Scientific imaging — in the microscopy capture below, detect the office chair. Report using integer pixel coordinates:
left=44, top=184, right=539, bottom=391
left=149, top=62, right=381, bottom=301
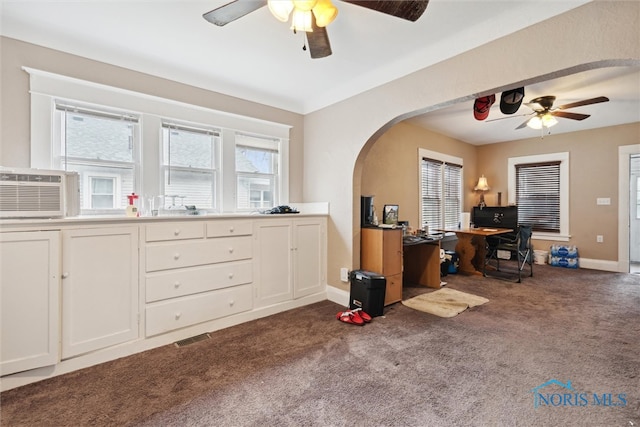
left=483, top=225, right=533, bottom=283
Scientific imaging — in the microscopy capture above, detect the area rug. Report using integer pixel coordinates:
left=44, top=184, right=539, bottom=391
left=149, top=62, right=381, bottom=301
left=401, top=288, right=489, bottom=318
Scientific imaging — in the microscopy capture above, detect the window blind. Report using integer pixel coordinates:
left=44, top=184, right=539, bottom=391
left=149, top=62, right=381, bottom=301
left=421, top=157, right=462, bottom=230
left=516, top=161, right=561, bottom=232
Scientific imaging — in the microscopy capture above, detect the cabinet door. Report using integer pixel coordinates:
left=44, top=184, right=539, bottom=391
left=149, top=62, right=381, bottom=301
left=253, top=220, right=293, bottom=307
left=62, top=227, right=139, bottom=358
left=382, top=229, right=403, bottom=276
left=0, top=231, right=60, bottom=375
left=293, top=218, right=326, bottom=299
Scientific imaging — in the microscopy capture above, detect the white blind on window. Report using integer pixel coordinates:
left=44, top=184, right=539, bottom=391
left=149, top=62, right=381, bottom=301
left=421, top=158, right=462, bottom=230
left=516, top=161, right=560, bottom=232
left=444, top=163, right=462, bottom=229
left=421, top=158, right=442, bottom=229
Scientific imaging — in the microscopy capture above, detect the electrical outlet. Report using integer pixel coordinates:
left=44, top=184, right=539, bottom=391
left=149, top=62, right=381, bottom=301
left=340, top=268, right=349, bottom=282
left=596, top=235, right=604, bottom=243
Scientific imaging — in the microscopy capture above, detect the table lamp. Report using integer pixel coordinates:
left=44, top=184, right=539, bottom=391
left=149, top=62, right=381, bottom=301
left=474, top=175, right=490, bottom=208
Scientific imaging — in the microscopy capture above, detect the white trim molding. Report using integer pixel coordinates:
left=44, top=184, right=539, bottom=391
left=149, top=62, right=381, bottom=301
left=618, top=144, right=640, bottom=273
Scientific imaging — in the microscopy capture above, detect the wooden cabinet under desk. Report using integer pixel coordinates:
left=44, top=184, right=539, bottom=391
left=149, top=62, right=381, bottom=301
left=360, top=227, right=403, bottom=305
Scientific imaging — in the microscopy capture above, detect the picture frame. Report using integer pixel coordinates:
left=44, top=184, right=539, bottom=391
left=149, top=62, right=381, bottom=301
left=383, top=204, right=399, bottom=225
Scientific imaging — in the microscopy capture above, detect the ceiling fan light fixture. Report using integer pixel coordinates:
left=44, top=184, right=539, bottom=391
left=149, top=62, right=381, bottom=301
left=541, top=112, right=558, bottom=128
left=268, top=0, right=294, bottom=22
left=527, top=112, right=558, bottom=130
left=526, top=115, right=543, bottom=130
left=312, top=0, right=338, bottom=27
left=290, top=9, right=314, bottom=32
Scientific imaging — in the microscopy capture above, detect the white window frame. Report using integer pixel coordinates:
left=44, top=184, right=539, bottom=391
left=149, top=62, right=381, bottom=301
left=418, top=148, right=464, bottom=233
left=508, top=152, right=570, bottom=241
left=235, top=133, right=280, bottom=211
left=84, top=173, right=122, bottom=210
left=25, top=67, right=290, bottom=214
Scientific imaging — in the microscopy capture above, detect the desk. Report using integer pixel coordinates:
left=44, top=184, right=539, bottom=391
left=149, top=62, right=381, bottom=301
left=403, top=237, right=442, bottom=288
left=439, top=228, right=513, bottom=275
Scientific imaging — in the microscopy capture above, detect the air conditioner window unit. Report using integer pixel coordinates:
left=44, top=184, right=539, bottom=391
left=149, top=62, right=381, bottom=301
left=0, top=167, right=80, bottom=218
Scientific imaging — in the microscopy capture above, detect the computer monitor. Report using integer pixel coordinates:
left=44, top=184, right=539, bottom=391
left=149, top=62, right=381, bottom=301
left=472, top=206, right=518, bottom=229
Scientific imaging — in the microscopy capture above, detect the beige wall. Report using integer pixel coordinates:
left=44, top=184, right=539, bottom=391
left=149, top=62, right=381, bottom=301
left=363, top=120, right=640, bottom=264
left=477, top=122, right=640, bottom=261
left=1, top=3, right=638, bottom=294
left=0, top=37, right=306, bottom=202
left=361, top=121, right=478, bottom=230
left=303, top=1, right=639, bottom=291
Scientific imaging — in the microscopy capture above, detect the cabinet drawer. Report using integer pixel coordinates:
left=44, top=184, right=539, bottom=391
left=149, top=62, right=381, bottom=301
left=384, top=273, right=403, bottom=306
left=146, top=222, right=204, bottom=242
left=146, top=260, right=253, bottom=302
left=146, top=236, right=252, bottom=272
left=206, top=220, right=252, bottom=238
left=145, top=284, right=253, bottom=336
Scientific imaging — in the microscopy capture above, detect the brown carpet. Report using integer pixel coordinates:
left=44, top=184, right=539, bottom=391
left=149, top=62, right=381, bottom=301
left=1, top=264, right=639, bottom=426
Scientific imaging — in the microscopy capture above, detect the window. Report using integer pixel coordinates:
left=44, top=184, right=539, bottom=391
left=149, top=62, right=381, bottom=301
left=27, top=67, right=290, bottom=214
left=56, top=103, right=138, bottom=213
left=516, top=161, right=560, bottom=232
left=161, top=123, right=219, bottom=210
left=235, top=133, right=279, bottom=210
left=508, top=152, right=569, bottom=241
left=89, top=175, right=117, bottom=209
left=419, top=149, right=463, bottom=231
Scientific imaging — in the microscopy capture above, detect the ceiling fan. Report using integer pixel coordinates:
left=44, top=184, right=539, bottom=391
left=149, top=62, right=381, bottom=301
left=203, top=0, right=429, bottom=59
left=513, top=95, right=610, bottom=130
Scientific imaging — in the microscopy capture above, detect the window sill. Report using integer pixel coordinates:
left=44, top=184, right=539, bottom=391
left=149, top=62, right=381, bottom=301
left=532, top=232, right=570, bottom=242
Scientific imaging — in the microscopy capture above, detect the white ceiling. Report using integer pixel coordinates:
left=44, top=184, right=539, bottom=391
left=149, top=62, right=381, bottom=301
left=2, top=0, right=638, bottom=145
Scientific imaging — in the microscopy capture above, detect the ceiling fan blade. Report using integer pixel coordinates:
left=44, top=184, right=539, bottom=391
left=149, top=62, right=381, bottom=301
left=307, top=15, right=332, bottom=59
left=203, top=0, right=267, bottom=26
left=485, top=112, right=532, bottom=123
left=552, top=111, right=590, bottom=121
left=515, top=120, right=530, bottom=130
left=343, top=0, right=429, bottom=21
left=524, top=102, right=544, bottom=112
left=556, top=96, right=609, bottom=110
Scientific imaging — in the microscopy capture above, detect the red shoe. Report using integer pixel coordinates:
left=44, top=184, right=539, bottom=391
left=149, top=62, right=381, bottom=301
left=350, top=308, right=372, bottom=323
left=336, top=310, right=364, bottom=325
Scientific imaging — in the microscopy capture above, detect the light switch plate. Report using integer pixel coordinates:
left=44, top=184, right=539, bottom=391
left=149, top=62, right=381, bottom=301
left=596, top=197, right=611, bottom=205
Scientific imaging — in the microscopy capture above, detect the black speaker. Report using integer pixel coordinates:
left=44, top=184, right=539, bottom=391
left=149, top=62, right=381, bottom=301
left=361, top=196, right=374, bottom=227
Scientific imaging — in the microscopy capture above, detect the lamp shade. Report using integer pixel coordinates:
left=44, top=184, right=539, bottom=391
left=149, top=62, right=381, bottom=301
left=312, top=0, right=338, bottom=27
left=290, top=9, right=313, bottom=32
left=268, top=0, right=294, bottom=22
left=474, top=175, right=490, bottom=191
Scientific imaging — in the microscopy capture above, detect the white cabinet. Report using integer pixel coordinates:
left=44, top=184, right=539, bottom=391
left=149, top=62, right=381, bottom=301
left=61, top=226, right=139, bottom=359
left=143, top=219, right=254, bottom=336
left=0, top=231, right=60, bottom=375
left=253, top=217, right=326, bottom=307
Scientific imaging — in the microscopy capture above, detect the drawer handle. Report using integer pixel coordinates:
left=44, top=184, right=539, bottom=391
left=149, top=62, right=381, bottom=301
left=228, top=273, right=234, bottom=279
left=174, top=229, right=181, bottom=236
left=61, top=272, right=69, bottom=279
left=229, top=226, right=234, bottom=233
left=229, top=299, right=235, bottom=307
left=174, top=253, right=180, bottom=260
left=174, top=281, right=181, bottom=288
left=228, top=247, right=234, bottom=253
left=175, top=312, right=182, bottom=320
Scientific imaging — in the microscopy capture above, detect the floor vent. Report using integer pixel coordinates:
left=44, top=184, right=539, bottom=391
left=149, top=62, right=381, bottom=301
left=174, top=333, right=211, bottom=348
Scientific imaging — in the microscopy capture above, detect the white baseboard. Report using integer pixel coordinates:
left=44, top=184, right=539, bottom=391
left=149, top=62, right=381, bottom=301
left=326, top=285, right=349, bottom=307
left=577, top=258, right=622, bottom=272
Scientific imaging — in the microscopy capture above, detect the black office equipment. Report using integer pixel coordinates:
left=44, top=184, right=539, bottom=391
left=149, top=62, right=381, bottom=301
left=472, top=206, right=518, bottom=236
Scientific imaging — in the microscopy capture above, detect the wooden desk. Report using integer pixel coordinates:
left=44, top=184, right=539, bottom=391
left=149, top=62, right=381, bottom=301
left=438, top=228, right=513, bottom=275
left=403, top=238, right=442, bottom=289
